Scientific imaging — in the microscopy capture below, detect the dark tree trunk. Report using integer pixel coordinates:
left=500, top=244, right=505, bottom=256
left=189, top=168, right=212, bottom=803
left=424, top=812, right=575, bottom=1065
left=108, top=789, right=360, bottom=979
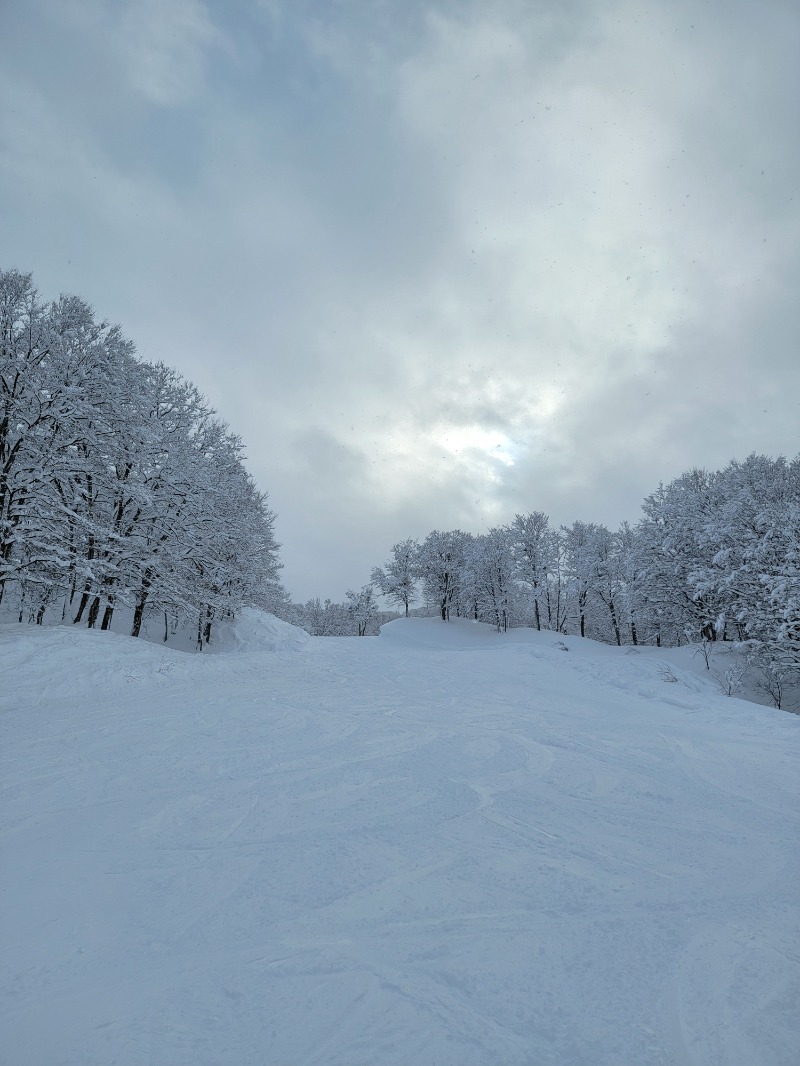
left=578, top=590, right=587, bottom=638
left=0, top=538, right=16, bottom=609
left=73, top=582, right=91, bottom=624
left=131, top=572, right=153, bottom=638
left=73, top=533, right=96, bottom=623
left=609, top=601, right=621, bottom=646
left=87, top=596, right=100, bottom=628
left=132, top=602, right=145, bottom=638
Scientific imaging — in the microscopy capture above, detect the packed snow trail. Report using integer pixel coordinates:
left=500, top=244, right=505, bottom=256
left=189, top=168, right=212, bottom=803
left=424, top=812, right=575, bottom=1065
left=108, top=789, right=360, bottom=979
left=1, top=616, right=798, bottom=1066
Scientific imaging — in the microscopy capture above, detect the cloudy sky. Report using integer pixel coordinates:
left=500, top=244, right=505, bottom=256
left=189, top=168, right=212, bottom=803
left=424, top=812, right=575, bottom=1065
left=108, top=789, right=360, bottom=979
left=2, top=0, right=798, bottom=600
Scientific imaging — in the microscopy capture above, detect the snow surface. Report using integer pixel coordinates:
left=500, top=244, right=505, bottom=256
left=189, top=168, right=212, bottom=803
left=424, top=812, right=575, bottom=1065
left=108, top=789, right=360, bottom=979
left=1, top=615, right=798, bottom=1066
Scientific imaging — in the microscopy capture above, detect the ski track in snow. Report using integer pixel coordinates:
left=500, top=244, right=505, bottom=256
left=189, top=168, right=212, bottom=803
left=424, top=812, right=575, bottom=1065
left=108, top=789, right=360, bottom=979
left=1, top=617, right=798, bottom=1066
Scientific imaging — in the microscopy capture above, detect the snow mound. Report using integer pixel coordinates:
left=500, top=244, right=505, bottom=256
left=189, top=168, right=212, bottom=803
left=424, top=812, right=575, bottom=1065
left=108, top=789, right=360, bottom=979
left=379, top=617, right=506, bottom=649
left=379, top=616, right=613, bottom=656
left=218, top=607, right=309, bottom=654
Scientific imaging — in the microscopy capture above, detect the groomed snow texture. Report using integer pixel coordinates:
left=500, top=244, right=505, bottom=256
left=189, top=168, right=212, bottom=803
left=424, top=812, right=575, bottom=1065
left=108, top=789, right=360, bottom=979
left=2, top=615, right=798, bottom=1065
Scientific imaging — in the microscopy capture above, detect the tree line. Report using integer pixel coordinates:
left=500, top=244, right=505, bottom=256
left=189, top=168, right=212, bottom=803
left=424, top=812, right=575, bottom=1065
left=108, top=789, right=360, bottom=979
left=365, top=456, right=800, bottom=707
left=281, top=589, right=396, bottom=638
left=1, top=269, right=284, bottom=646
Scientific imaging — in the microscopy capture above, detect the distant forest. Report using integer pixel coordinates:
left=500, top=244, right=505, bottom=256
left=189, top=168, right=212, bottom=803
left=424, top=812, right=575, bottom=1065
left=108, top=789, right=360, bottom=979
left=2, top=269, right=798, bottom=706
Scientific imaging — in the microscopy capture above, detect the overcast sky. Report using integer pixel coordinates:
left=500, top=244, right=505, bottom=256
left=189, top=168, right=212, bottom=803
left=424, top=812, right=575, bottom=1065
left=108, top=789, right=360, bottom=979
left=2, top=0, right=798, bottom=600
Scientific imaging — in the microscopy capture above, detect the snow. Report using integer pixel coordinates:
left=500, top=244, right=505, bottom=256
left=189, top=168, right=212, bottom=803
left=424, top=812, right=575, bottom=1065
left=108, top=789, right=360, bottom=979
left=1, top=615, right=798, bottom=1066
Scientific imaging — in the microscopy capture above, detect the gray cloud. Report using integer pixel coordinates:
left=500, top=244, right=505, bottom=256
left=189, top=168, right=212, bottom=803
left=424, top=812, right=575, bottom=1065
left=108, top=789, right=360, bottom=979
left=2, top=0, right=798, bottom=599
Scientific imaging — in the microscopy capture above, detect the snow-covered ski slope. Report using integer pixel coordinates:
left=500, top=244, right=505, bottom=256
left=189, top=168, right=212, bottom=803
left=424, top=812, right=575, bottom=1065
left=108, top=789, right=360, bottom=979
left=2, top=615, right=798, bottom=1066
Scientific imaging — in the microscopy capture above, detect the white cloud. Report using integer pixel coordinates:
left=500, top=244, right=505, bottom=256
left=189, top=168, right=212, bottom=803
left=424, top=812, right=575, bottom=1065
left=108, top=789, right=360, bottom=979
left=119, top=0, right=222, bottom=106
left=1, top=0, right=797, bottom=599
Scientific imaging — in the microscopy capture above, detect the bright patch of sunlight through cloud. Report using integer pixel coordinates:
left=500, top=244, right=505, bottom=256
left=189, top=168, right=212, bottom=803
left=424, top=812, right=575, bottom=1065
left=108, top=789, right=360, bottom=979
left=438, top=426, right=517, bottom=467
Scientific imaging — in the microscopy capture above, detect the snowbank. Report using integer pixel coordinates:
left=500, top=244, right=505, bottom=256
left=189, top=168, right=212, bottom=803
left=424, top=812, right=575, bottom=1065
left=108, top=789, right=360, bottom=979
left=211, top=607, right=310, bottom=655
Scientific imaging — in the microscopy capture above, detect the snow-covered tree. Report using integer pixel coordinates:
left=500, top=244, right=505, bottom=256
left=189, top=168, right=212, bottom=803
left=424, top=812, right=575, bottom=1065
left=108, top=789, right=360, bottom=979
left=364, top=452, right=799, bottom=710
left=562, top=521, right=603, bottom=639
left=416, top=529, right=470, bottom=621
left=1, top=268, right=285, bottom=644
left=0, top=272, right=135, bottom=611
left=465, top=528, right=516, bottom=632
left=586, top=524, right=625, bottom=646
left=346, top=584, right=378, bottom=636
left=509, top=511, right=554, bottom=631
left=371, top=538, right=418, bottom=616
left=636, top=470, right=726, bottom=646
left=616, top=521, right=645, bottom=645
